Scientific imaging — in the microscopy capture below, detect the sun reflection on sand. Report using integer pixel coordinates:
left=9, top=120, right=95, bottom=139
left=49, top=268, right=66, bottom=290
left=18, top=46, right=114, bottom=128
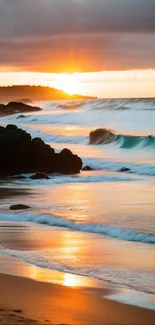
left=64, top=273, right=86, bottom=287
left=25, top=264, right=94, bottom=288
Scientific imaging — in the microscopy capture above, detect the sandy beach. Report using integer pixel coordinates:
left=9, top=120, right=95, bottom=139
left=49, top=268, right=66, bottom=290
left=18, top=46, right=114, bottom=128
left=1, top=270, right=155, bottom=325
left=0, top=221, right=155, bottom=325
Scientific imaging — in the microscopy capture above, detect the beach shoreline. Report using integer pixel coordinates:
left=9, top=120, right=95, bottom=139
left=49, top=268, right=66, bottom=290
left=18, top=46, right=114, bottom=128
left=1, top=268, right=155, bottom=325
left=0, top=226, right=155, bottom=324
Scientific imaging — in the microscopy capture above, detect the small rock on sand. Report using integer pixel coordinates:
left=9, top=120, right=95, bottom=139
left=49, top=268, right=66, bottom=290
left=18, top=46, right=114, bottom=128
left=10, top=204, right=31, bottom=210
left=17, top=115, right=27, bottom=119
left=82, top=165, right=94, bottom=171
left=30, top=172, right=50, bottom=180
left=118, top=167, right=131, bottom=172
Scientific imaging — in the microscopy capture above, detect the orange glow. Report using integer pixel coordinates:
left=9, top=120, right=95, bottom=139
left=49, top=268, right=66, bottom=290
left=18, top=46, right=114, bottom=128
left=0, top=69, right=155, bottom=98
left=52, top=73, right=81, bottom=95
left=64, top=273, right=82, bottom=287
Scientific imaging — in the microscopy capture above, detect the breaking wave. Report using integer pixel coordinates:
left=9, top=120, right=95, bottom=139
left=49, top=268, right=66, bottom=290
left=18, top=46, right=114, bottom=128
left=89, top=128, right=155, bottom=149
left=58, top=102, right=84, bottom=110
left=0, top=247, right=155, bottom=295
left=0, top=212, right=155, bottom=244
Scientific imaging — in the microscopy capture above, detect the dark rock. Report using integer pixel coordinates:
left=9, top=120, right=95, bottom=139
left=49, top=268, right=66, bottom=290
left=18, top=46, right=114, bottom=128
left=55, top=148, right=82, bottom=174
left=30, top=172, right=50, bottom=180
left=60, top=148, right=72, bottom=157
left=119, top=167, right=131, bottom=172
left=0, top=125, right=82, bottom=176
left=10, top=204, right=30, bottom=210
left=82, top=165, right=94, bottom=171
left=17, top=114, right=27, bottom=119
left=6, top=124, right=18, bottom=130
left=0, top=101, right=41, bottom=116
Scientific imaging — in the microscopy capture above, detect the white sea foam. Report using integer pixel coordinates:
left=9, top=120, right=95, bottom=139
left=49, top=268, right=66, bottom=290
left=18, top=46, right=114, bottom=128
left=0, top=247, right=155, bottom=295
left=107, top=292, right=155, bottom=310
left=0, top=212, right=155, bottom=244
left=83, top=157, right=155, bottom=176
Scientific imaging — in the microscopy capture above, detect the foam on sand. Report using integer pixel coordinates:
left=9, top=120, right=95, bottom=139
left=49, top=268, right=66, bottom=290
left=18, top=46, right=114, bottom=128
left=0, top=212, right=155, bottom=244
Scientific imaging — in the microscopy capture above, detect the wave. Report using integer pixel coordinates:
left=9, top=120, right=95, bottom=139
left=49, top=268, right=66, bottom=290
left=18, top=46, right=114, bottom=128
left=117, top=134, right=155, bottom=149
left=90, top=98, right=155, bottom=111
left=89, top=129, right=117, bottom=145
left=58, top=102, right=84, bottom=110
left=0, top=248, right=155, bottom=295
left=116, top=105, right=132, bottom=111
left=11, top=173, right=135, bottom=185
left=1, top=212, right=155, bottom=244
left=56, top=98, right=155, bottom=111
left=89, top=128, right=155, bottom=149
left=83, top=157, right=155, bottom=176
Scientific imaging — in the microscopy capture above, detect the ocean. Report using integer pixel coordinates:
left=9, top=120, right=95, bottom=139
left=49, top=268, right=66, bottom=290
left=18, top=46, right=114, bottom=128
left=0, top=98, right=155, bottom=299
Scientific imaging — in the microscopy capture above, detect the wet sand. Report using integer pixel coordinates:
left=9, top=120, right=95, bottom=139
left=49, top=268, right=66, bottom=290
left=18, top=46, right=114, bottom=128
left=0, top=223, right=155, bottom=324
left=1, top=271, right=155, bottom=325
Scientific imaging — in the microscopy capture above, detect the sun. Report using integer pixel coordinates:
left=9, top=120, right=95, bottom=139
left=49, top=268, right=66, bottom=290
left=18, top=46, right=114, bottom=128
left=54, top=73, right=81, bottom=95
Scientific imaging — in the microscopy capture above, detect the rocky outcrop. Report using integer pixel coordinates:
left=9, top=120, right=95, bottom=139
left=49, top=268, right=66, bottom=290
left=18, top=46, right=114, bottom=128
left=0, top=102, right=41, bottom=116
left=17, top=115, right=29, bottom=119
left=10, top=204, right=30, bottom=210
left=82, top=166, right=94, bottom=171
left=89, top=128, right=116, bottom=145
left=0, top=125, right=82, bottom=176
left=30, top=172, right=50, bottom=180
left=118, top=167, right=131, bottom=172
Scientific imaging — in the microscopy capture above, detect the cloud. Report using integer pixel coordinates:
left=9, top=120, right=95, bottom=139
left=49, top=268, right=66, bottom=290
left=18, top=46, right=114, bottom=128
left=0, top=0, right=155, bottom=72
left=0, top=0, right=155, bottom=38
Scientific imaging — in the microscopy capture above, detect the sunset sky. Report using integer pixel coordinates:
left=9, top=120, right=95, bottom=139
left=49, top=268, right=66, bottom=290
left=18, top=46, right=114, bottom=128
left=0, top=0, right=155, bottom=98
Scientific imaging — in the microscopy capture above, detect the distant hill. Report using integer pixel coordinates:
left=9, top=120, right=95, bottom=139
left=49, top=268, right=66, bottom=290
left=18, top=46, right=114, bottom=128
left=0, top=86, right=97, bottom=102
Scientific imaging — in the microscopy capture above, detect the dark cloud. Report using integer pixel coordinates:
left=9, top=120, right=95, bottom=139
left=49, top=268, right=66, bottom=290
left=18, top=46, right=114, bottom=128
left=0, top=0, right=155, bottom=38
left=0, top=0, right=155, bottom=71
left=1, top=33, right=154, bottom=72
